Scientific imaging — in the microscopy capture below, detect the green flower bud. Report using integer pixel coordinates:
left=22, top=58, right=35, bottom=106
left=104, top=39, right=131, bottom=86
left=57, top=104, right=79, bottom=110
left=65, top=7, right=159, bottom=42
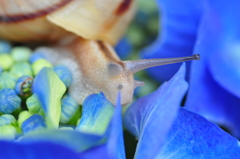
left=0, top=54, right=14, bottom=70
left=32, top=59, right=52, bottom=76
left=10, top=62, right=33, bottom=79
left=0, top=125, right=17, bottom=140
left=11, top=46, right=31, bottom=62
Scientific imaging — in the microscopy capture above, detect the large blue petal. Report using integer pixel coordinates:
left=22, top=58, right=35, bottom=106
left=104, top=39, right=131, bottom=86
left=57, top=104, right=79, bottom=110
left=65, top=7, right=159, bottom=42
left=124, top=63, right=188, bottom=159
left=204, top=0, right=240, bottom=98
left=0, top=141, right=80, bottom=159
left=106, top=92, right=125, bottom=159
left=157, top=108, right=240, bottom=158
left=185, top=2, right=240, bottom=138
left=19, top=129, right=105, bottom=152
left=140, top=0, right=202, bottom=81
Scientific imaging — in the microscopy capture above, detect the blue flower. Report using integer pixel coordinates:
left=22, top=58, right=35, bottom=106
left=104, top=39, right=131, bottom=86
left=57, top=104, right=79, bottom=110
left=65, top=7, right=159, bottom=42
left=1, top=0, right=240, bottom=158
left=141, top=0, right=240, bottom=138
left=1, top=64, right=239, bottom=158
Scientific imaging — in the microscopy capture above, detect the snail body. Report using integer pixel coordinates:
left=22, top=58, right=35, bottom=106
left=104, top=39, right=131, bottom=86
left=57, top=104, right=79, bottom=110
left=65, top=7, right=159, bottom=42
left=36, top=37, right=199, bottom=105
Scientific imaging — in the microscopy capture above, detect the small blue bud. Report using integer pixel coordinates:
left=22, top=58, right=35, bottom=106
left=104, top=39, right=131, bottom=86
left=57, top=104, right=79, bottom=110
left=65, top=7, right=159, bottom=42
left=0, top=40, right=11, bottom=54
left=60, top=94, right=79, bottom=124
left=21, top=114, right=46, bottom=134
left=0, top=89, right=21, bottom=114
left=29, top=52, right=47, bottom=64
left=15, top=75, right=33, bottom=96
left=0, top=66, right=2, bottom=73
left=53, top=65, right=73, bottom=87
left=0, top=114, right=16, bottom=126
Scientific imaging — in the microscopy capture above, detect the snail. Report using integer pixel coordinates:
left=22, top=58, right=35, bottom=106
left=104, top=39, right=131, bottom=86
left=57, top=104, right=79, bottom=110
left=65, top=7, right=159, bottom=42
left=34, top=37, right=199, bottom=105
left=0, top=0, right=200, bottom=105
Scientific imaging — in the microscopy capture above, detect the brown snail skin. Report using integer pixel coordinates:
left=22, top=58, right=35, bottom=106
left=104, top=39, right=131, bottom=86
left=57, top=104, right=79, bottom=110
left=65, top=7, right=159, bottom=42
left=0, top=0, right=200, bottom=105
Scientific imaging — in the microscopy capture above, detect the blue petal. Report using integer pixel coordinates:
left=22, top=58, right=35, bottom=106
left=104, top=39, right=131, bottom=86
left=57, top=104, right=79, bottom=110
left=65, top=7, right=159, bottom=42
left=106, top=92, right=125, bottom=159
left=20, top=129, right=105, bottom=152
left=204, top=0, right=240, bottom=98
left=79, top=144, right=110, bottom=159
left=76, top=93, right=114, bottom=134
left=140, top=0, right=202, bottom=81
left=157, top=108, right=240, bottom=158
left=185, top=3, right=240, bottom=138
left=0, top=141, right=80, bottom=159
left=81, top=92, right=125, bottom=159
left=186, top=54, right=240, bottom=138
left=32, top=68, right=66, bottom=128
left=0, top=140, right=116, bottom=159
left=124, top=63, right=188, bottom=159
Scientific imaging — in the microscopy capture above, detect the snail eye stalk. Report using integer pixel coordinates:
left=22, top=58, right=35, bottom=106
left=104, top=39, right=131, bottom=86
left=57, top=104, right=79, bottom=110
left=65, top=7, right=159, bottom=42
left=124, top=54, right=200, bottom=74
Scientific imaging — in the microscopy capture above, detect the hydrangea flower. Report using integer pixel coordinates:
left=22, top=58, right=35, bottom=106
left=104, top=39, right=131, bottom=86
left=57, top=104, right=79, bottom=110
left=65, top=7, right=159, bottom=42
left=141, top=0, right=240, bottom=138
left=0, top=64, right=240, bottom=159
left=1, top=0, right=240, bottom=158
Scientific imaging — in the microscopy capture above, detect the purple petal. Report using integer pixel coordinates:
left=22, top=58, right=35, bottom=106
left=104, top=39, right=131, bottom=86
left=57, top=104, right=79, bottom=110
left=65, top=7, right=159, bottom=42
left=124, top=63, right=188, bottom=159
left=157, top=108, right=240, bottom=158
left=140, top=0, right=202, bottom=81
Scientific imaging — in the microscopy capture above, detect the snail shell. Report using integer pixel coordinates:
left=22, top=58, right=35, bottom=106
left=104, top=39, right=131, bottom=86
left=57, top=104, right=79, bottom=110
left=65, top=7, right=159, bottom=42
left=0, top=0, right=136, bottom=45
